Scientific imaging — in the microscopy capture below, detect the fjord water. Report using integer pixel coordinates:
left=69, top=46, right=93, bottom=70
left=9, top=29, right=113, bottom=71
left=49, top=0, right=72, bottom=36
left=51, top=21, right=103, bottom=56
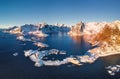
left=0, top=30, right=120, bottom=79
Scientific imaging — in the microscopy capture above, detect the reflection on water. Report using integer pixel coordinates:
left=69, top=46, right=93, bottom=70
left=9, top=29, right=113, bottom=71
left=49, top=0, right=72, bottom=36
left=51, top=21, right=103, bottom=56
left=0, top=31, right=120, bottom=79
left=43, top=32, right=92, bottom=55
left=70, top=36, right=82, bottom=43
left=69, top=35, right=92, bottom=55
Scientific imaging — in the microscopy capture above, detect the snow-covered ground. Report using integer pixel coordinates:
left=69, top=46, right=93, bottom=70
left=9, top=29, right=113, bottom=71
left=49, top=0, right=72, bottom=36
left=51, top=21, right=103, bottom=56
left=106, top=65, right=120, bottom=75
left=16, top=36, right=31, bottom=41
left=33, top=42, right=48, bottom=48
left=29, top=31, right=48, bottom=38
left=24, top=49, right=99, bottom=67
left=24, top=47, right=120, bottom=75
left=5, top=20, right=120, bottom=76
left=13, top=52, right=18, bottom=56
left=24, top=49, right=68, bottom=67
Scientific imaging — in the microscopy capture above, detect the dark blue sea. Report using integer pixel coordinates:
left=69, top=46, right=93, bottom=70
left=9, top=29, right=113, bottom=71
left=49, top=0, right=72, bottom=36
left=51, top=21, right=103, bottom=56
left=0, top=30, right=120, bottom=79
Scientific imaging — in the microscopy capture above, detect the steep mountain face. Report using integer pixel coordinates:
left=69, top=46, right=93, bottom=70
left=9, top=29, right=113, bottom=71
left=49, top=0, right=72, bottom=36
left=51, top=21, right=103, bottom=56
left=21, top=23, right=70, bottom=34
left=88, top=21, right=120, bottom=57
left=21, top=24, right=39, bottom=34
left=68, top=20, right=120, bottom=56
left=68, top=21, right=85, bottom=36
left=89, top=21, right=120, bottom=46
left=5, top=26, right=19, bottom=32
left=68, top=21, right=114, bottom=36
left=68, top=21, right=105, bottom=36
left=5, top=26, right=22, bottom=34
left=84, top=22, right=105, bottom=35
left=41, top=24, right=70, bottom=34
left=6, top=23, right=70, bottom=35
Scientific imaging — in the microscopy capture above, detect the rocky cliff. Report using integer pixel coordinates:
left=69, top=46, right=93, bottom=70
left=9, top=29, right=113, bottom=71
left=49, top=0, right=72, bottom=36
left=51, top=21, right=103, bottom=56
left=68, top=21, right=85, bottom=36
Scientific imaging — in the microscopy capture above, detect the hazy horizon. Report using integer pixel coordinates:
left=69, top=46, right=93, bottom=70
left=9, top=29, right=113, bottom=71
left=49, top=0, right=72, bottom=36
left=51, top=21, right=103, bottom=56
left=0, top=0, right=120, bottom=28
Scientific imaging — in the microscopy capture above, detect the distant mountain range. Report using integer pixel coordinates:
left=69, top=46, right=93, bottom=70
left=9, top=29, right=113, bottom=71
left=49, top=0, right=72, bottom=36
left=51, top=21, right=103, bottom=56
left=5, top=23, right=70, bottom=35
left=5, top=20, right=120, bottom=36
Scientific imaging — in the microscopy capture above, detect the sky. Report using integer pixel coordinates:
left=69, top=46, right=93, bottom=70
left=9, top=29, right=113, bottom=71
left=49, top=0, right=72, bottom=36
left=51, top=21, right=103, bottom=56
left=0, top=0, right=120, bottom=28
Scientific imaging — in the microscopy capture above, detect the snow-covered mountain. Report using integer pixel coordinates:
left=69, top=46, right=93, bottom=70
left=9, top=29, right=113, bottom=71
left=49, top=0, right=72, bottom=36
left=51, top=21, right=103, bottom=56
left=68, top=21, right=85, bottom=36
left=5, top=20, right=120, bottom=36
left=21, top=24, right=39, bottom=34
left=5, top=26, right=21, bottom=34
left=5, top=23, right=70, bottom=36
left=68, top=20, right=120, bottom=36
left=20, top=23, right=70, bottom=34
left=4, top=20, right=120, bottom=75
left=41, top=24, right=70, bottom=34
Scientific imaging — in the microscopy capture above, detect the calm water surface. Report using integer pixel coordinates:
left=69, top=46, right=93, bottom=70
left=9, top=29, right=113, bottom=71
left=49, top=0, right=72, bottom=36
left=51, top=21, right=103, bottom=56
left=0, top=31, right=120, bottom=79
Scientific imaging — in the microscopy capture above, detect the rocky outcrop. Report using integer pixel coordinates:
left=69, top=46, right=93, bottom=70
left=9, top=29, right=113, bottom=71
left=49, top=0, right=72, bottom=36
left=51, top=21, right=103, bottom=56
left=5, top=26, right=22, bottom=34
left=88, top=21, right=120, bottom=57
left=68, top=21, right=85, bottom=36
left=41, top=24, right=70, bottom=34
left=21, top=24, right=39, bottom=34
